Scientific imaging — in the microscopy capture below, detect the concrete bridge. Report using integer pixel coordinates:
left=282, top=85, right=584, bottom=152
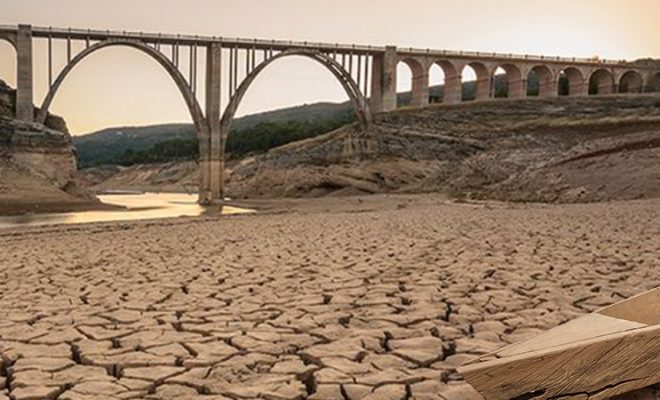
left=1, top=24, right=659, bottom=204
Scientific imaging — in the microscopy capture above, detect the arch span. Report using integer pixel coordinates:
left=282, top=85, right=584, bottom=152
left=462, top=62, right=490, bottom=101
left=430, top=60, right=460, bottom=104
left=492, top=64, right=523, bottom=99
left=560, top=67, right=586, bottom=97
left=221, top=49, right=371, bottom=136
left=527, top=65, right=555, bottom=97
left=0, top=35, right=17, bottom=88
left=589, top=68, right=614, bottom=95
left=398, top=58, right=427, bottom=108
left=36, top=39, right=207, bottom=139
left=618, top=71, right=644, bottom=93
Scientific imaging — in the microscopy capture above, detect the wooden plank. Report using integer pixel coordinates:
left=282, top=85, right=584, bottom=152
left=598, top=287, right=660, bottom=326
left=484, top=313, right=646, bottom=360
left=458, top=325, right=660, bottom=400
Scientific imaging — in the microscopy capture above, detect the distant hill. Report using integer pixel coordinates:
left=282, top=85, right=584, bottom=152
left=73, top=75, right=528, bottom=168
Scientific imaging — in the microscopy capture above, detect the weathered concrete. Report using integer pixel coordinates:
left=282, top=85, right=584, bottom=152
left=379, top=46, right=398, bottom=112
left=204, top=43, right=223, bottom=203
left=15, top=25, right=33, bottom=123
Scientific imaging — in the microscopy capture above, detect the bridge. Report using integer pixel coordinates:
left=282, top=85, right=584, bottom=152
left=1, top=24, right=659, bottom=204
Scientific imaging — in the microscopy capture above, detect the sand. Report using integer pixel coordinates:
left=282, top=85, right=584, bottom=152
left=0, top=194, right=658, bottom=400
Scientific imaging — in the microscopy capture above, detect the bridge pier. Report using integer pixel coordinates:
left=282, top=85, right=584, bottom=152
left=370, top=46, right=397, bottom=113
left=16, top=25, right=33, bottom=123
left=199, top=43, right=224, bottom=205
left=443, top=75, right=463, bottom=105
left=507, top=78, right=526, bottom=99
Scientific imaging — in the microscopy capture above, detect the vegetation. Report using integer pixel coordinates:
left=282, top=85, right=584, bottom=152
left=91, top=111, right=356, bottom=167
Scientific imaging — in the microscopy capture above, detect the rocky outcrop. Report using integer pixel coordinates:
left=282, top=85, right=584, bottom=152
left=0, top=80, right=100, bottom=215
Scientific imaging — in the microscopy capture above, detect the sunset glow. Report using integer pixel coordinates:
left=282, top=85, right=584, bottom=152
left=0, top=0, right=658, bottom=134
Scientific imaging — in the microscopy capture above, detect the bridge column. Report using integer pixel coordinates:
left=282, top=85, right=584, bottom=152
left=200, top=43, right=223, bottom=204
left=410, top=62, right=429, bottom=108
left=16, top=25, right=33, bottom=123
left=569, top=79, right=588, bottom=97
left=370, top=46, right=397, bottom=113
left=507, top=78, right=526, bottom=99
left=476, top=75, right=492, bottom=101
left=539, top=78, right=558, bottom=98
left=444, top=75, right=462, bottom=105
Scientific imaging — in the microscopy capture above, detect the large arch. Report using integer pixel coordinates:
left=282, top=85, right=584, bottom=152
left=398, top=58, right=427, bottom=108
left=527, top=65, right=555, bottom=97
left=559, top=67, right=586, bottom=97
left=492, top=64, right=523, bottom=99
left=462, top=62, right=490, bottom=101
left=588, top=68, right=615, bottom=95
left=430, top=60, right=460, bottom=104
left=0, top=34, right=17, bottom=89
left=36, top=39, right=207, bottom=139
left=618, top=71, right=644, bottom=94
left=221, top=49, right=370, bottom=137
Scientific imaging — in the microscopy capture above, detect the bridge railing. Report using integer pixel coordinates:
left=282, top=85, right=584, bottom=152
left=0, top=24, right=643, bottom=67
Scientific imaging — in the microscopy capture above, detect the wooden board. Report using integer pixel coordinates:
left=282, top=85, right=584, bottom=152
left=458, top=287, right=660, bottom=400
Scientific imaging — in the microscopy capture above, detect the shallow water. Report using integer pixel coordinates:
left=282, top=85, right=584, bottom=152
left=0, top=192, right=254, bottom=229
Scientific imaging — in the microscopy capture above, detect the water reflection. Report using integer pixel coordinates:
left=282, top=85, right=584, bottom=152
left=0, top=193, right=255, bottom=229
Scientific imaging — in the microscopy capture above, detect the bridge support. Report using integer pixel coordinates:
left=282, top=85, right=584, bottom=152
left=507, top=78, right=526, bottom=99
left=444, top=75, right=463, bottom=105
left=410, top=67, right=429, bottom=108
left=16, top=25, right=33, bottom=123
left=539, top=78, right=558, bottom=98
left=370, top=46, right=397, bottom=113
left=199, top=43, right=224, bottom=204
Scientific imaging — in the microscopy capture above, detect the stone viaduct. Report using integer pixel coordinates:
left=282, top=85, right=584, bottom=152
left=1, top=24, right=659, bottom=204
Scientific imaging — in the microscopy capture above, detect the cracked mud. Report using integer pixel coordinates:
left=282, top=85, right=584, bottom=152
left=1, top=195, right=658, bottom=400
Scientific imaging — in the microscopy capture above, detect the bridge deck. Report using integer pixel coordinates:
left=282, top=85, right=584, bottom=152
left=0, top=24, right=645, bottom=68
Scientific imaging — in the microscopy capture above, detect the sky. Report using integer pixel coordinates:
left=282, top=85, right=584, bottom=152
left=0, top=0, right=659, bottom=135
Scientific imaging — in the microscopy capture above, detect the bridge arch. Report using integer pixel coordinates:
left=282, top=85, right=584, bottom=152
left=397, top=57, right=427, bottom=107
left=462, top=62, right=490, bottom=101
left=618, top=70, right=644, bottom=93
left=428, top=60, right=459, bottom=104
left=526, top=65, right=555, bottom=97
left=588, top=68, right=615, bottom=95
left=492, top=63, right=523, bottom=99
left=36, top=39, right=208, bottom=139
left=0, top=35, right=17, bottom=88
left=559, top=67, right=585, bottom=96
left=220, top=49, right=370, bottom=137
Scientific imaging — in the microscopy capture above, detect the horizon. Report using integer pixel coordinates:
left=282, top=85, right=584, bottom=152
left=1, top=0, right=659, bottom=135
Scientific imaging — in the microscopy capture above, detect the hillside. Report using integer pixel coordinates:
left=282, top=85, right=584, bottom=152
left=73, top=76, right=518, bottom=167
left=84, top=94, right=660, bottom=203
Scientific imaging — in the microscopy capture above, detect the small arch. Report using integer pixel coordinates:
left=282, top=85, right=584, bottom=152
left=645, top=72, right=660, bottom=93
left=220, top=49, right=370, bottom=137
left=429, top=60, right=459, bottom=104
left=559, top=67, right=585, bottom=97
left=462, top=62, right=490, bottom=101
left=492, top=64, right=523, bottom=99
left=0, top=34, right=17, bottom=88
left=527, top=65, right=555, bottom=97
left=397, top=58, right=426, bottom=108
left=588, top=68, right=615, bottom=95
left=618, top=71, right=644, bottom=94
left=37, top=39, right=207, bottom=139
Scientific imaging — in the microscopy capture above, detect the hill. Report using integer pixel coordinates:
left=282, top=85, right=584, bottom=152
left=73, top=75, right=520, bottom=168
left=84, top=94, right=660, bottom=204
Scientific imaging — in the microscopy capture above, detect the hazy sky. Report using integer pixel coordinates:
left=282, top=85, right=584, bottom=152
left=0, top=0, right=659, bottom=135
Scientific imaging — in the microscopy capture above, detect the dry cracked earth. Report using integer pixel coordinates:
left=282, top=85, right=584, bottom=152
left=0, top=195, right=658, bottom=400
